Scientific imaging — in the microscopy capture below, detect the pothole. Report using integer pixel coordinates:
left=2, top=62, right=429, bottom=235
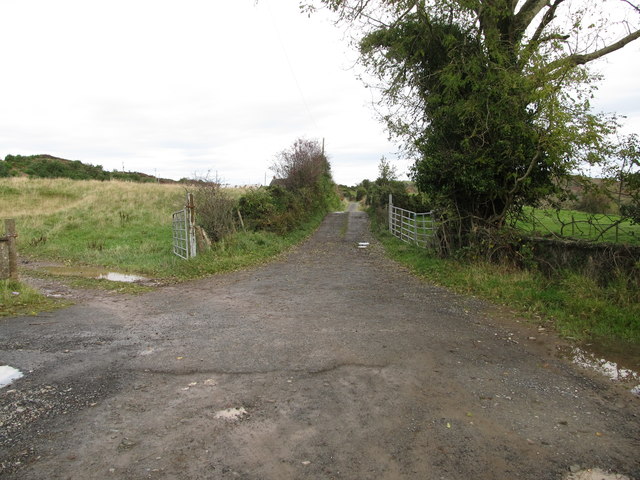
left=214, top=407, right=247, bottom=420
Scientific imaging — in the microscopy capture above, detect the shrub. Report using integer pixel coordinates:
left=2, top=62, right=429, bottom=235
left=270, top=138, right=330, bottom=190
left=191, top=180, right=237, bottom=242
left=575, top=190, right=614, bottom=214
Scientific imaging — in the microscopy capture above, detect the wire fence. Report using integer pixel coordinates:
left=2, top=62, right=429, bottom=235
left=515, top=208, right=640, bottom=245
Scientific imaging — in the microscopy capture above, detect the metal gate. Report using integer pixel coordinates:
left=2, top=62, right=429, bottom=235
left=172, top=193, right=197, bottom=259
left=388, top=195, right=436, bottom=248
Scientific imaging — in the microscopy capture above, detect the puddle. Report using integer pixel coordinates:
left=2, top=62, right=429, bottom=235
left=558, top=346, right=640, bottom=396
left=0, top=365, right=24, bottom=388
left=214, top=407, right=247, bottom=420
left=565, top=467, right=631, bottom=480
left=43, top=266, right=147, bottom=283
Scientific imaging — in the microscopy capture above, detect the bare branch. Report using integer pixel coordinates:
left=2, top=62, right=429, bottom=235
left=621, top=0, right=640, bottom=14
left=551, top=29, right=640, bottom=70
left=528, top=0, right=566, bottom=45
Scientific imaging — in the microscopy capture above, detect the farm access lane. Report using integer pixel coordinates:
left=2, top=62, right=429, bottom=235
left=0, top=205, right=639, bottom=479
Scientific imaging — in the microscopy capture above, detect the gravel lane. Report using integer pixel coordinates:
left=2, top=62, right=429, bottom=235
left=1, top=207, right=638, bottom=479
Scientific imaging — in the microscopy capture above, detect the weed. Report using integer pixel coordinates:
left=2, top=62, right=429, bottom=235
left=87, top=240, right=104, bottom=251
left=119, top=211, right=132, bottom=226
left=29, top=235, right=48, bottom=247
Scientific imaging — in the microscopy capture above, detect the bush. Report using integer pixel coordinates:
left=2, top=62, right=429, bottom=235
left=271, top=138, right=329, bottom=190
left=0, top=160, right=11, bottom=178
left=191, top=180, right=237, bottom=242
left=575, top=190, right=614, bottom=214
left=238, top=186, right=306, bottom=234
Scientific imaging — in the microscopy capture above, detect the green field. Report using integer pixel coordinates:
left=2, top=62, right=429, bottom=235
left=515, top=207, right=640, bottom=245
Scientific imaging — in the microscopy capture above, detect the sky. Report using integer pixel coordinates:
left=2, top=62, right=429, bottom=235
left=1, top=1, right=639, bottom=187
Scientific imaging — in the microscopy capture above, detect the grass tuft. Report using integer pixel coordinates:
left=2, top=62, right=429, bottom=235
left=0, top=279, right=69, bottom=318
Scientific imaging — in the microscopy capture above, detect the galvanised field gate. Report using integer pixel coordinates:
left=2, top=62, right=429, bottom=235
left=388, top=194, right=436, bottom=248
left=172, top=193, right=197, bottom=259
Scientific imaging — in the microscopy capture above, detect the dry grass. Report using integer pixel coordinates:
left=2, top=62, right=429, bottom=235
left=0, top=177, right=185, bottom=219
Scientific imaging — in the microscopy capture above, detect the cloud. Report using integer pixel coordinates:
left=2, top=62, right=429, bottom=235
left=1, top=0, right=638, bottom=187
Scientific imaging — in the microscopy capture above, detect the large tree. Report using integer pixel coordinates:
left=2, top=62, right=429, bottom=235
left=304, top=0, right=640, bottom=248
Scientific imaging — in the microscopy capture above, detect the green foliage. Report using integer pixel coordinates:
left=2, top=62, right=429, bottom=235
left=238, top=175, right=340, bottom=234
left=270, top=138, right=331, bottom=190
left=2, top=154, right=160, bottom=183
left=515, top=207, right=640, bottom=245
left=574, top=190, right=615, bottom=215
left=0, top=160, right=11, bottom=178
left=2, top=177, right=335, bottom=290
left=313, top=0, right=638, bottom=253
left=239, top=138, right=340, bottom=234
left=337, top=185, right=356, bottom=201
left=191, top=179, right=237, bottom=242
left=612, top=134, right=640, bottom=224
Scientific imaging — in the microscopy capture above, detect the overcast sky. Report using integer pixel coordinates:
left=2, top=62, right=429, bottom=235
left=1, top=1, right=639, bottom=186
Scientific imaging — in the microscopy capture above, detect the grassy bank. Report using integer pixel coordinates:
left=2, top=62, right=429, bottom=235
left=376, top=228, right=640, bottom=344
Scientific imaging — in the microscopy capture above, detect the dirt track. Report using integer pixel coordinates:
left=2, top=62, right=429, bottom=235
left=1, top=206, right=639, bottom=479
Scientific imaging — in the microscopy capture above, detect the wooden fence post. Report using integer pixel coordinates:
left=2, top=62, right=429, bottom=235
left=1, top=219, right=19, bottom=280
left=237, top=209, right=246, bottom=232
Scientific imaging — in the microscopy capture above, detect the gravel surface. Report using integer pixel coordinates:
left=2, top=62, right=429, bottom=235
left=1, top=205, right=638, bottom=479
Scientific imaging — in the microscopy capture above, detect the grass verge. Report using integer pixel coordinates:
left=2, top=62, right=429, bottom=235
left=0, top=279, right=70, bottom=318
left=376, top=228, right=640, bottom=344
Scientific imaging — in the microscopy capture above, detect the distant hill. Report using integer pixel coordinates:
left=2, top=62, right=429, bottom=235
left=0, top=154, right=175, bottom=183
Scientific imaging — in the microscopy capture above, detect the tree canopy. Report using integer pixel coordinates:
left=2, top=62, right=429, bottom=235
left=303, top=0, right=640, bottom=248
